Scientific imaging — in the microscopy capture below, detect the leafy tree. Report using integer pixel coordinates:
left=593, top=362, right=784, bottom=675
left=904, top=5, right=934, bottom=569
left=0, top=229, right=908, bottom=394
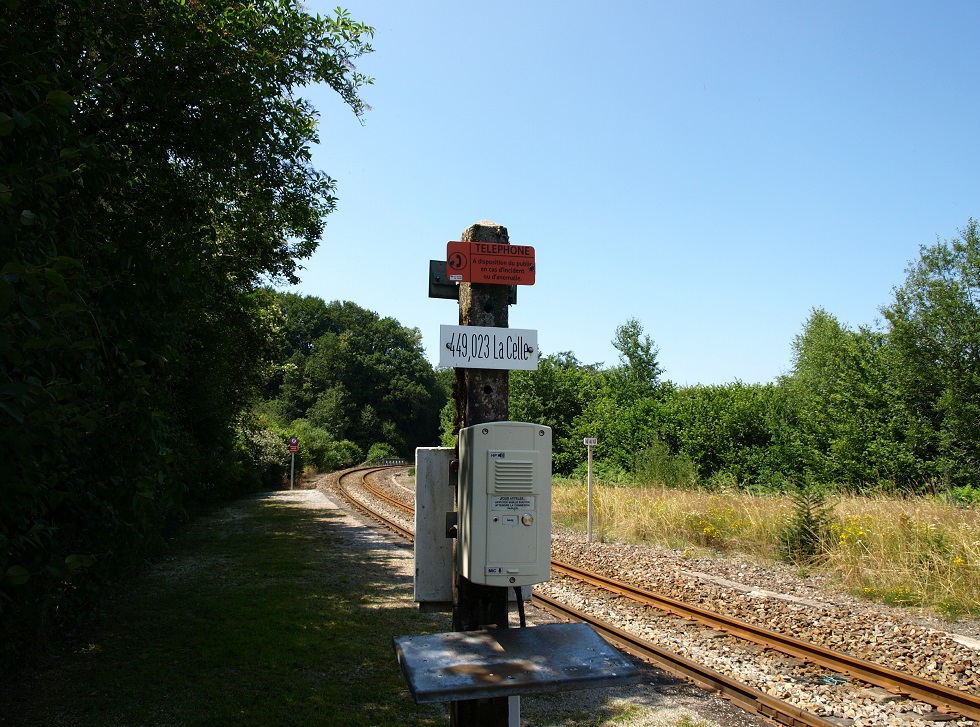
left=661, top=382, right=791, bottom=487
left=782, top=310, right=863, bottom=483
left=609, top=318, right=664, bottom=402
left=780, top=309, right=918, bottom=488
left=265, top=295, right=445, bottom=457
left=509, top=352, right=605, bottom=473
left=273, top=293, right=337, bottom=358
left=572, top=393, right=666, bottom=473
left=577, top=321, right=670, bottom=472
left=882, top=219, right=980, bottom=488
left=307, top=385, right=353, bottom=438
left=1, top=0, right=373, bottom=668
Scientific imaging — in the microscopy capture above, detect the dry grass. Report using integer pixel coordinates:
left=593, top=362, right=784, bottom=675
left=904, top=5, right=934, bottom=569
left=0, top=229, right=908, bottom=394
left=553, top=478, right=980, bottom=619
left=829, top=495, right=980, bottom=618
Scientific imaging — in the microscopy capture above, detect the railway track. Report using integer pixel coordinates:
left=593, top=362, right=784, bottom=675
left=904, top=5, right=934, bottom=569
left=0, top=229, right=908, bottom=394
left=338, top=466, right=415, bottom=540
left=549, top=560, right=980, bottom=721
left=533, top=591, right=834, bottom=727
left=330, top=465, right=980, bottom=725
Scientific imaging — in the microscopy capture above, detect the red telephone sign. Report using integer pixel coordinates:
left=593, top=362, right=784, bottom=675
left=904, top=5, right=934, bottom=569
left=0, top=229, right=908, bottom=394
left=446, top=241, right=535, bottom=285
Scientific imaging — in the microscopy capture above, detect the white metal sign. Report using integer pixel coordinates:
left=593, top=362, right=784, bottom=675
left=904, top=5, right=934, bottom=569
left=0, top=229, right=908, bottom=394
left=583, top=438, right=597, bottom=447
left=439, top=325, right=538, bottom=370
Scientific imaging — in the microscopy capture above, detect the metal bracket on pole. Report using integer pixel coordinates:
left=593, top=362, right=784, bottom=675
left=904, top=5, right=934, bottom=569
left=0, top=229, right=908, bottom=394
left=429, top=260, right=516, bottom=305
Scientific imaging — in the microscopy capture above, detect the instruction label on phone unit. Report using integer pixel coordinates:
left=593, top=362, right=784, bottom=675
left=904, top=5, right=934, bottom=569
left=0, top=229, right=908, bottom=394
left=491, top=496, right=534, bottom=511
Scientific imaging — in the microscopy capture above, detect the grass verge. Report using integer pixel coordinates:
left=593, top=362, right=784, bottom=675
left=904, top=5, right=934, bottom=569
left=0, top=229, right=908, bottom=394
left=0, top=491, right=448, bottom=726
left=553, top=478, right=980, bottom=619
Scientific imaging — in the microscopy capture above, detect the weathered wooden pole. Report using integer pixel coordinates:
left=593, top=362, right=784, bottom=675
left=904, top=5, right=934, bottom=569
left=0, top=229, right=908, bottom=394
left=453, top=221, right=511, bottom=432
left=451, top=220, right=512, bottom=726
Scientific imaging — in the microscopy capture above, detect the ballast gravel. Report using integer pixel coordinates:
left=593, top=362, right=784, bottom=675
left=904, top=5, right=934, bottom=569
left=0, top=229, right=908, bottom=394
left=542, top=528, right=980, bottom=727
left=324, top=469, right=980, bottom=726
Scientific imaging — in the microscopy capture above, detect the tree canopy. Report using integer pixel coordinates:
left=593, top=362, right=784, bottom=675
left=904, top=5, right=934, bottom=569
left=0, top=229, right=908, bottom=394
left=882, top=218, right=980, bottom=487
left=503, top=226, right=980, bottom=501
left=260, top=293, right=446, bottom=459
left=1, top=0, right=373, bottom=669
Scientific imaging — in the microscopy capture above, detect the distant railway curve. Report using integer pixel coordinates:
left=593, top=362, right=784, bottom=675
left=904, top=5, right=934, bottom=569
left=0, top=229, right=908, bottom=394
left=337, top=465, right=414, bottom=540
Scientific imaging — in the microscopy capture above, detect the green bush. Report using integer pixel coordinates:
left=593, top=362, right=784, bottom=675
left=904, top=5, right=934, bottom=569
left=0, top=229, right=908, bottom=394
left=952, top=485, right=980, bottom=506
left=330, top=440, right=363, bottom=469
left=778, top=483, right=835, bottom=564
left=290, top=421, right=332, bottom=470
left=286, top=420, right=363, bottom=472
left=235, top=423, right=291, bottom=489
left=570, top=459, right=633, bottom=485
left=366, top=442, right=400, bottom=463
left=634, top=438, right=698, bottom=489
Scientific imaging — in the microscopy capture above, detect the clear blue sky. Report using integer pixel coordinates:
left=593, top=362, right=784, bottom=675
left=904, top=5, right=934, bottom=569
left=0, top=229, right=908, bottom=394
left=291, top=0, right=980, bottom=386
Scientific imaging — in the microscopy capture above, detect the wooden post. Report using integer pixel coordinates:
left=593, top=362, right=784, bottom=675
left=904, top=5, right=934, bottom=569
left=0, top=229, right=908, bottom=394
left=451, top=220, right=512, bottom=727
left=453, top=221, right=511, bottom=431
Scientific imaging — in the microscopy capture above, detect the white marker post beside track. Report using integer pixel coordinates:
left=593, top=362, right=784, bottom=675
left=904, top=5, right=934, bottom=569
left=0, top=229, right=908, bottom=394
left=584, top=438, right=597, bottom=542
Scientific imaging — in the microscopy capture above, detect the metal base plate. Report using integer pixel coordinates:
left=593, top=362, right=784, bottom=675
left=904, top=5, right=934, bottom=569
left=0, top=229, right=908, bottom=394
left=392, top=622, right=639, bottom=704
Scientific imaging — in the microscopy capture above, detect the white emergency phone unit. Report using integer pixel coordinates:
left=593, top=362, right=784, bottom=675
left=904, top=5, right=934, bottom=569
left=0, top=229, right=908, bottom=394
left=458, top=421, right=552, bottom=588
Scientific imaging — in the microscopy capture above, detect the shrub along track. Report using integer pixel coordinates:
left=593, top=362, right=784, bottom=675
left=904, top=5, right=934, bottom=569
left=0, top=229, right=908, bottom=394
left=331, top=466, right=980, bottom=726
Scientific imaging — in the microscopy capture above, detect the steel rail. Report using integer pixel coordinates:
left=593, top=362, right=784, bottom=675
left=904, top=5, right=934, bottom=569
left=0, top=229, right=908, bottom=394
left=335, top=467, right=841, bottom=727
left=337, top=466, right=415, bottom=541
left=355, top=471, right=979, bottom=712
left=360, top=469, right=414, bottom=515
left=340, top=468, right=980, bottom=720
left=532, top=592, right=838, bottom=727
left=550, top=560, right=980, bottom=721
